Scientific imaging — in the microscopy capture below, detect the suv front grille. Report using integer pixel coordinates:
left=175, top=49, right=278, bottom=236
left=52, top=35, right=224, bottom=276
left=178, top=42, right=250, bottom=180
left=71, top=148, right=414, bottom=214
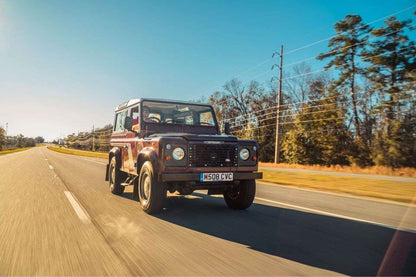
left=188, top=143, right=238, bottom=167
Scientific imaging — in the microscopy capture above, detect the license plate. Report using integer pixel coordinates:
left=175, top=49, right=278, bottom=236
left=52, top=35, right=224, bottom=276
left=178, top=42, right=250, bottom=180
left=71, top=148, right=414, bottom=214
left=200, top=172, right=233, bottom=182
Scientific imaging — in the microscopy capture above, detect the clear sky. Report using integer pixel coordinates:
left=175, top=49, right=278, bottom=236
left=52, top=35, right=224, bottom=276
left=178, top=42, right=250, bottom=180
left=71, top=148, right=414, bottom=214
left=0, top=0, right=415, bottom=141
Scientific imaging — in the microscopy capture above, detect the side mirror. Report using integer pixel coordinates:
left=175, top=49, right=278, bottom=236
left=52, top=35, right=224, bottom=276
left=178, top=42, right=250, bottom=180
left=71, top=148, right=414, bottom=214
left=124, top=116, right=133, bottom=131
left=223, top=122, right=231, bottom=135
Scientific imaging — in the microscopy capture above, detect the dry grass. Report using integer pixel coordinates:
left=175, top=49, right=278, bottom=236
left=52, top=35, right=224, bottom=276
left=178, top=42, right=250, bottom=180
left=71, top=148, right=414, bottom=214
left=261, top=169, right=416, bottom=204
left=47, top=146, right=108, bottom=159
left=0, top=147, right=33, bottom=155
left=260, top=162, right=416, bottom=178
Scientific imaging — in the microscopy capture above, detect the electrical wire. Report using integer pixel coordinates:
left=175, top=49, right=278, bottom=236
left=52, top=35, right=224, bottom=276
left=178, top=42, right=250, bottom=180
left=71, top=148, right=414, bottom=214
left=284, top=4, right=416, bottom=55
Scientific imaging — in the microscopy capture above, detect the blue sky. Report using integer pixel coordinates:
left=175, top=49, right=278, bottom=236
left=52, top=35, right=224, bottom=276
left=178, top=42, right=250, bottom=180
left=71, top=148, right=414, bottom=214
left=0, top=0, right=415, bottom=140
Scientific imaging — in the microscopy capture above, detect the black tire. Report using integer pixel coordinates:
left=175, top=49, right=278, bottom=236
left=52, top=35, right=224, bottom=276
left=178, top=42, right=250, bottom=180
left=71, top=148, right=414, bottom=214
left=223, top=180, right=256, bottom=209
left=108, top=156, right=126, bottom=195
left=138, top=161, right=166, bottom=214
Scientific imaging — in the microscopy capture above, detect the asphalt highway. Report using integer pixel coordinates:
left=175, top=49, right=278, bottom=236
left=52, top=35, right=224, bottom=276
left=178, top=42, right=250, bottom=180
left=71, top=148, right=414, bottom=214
left=0, top=147, right=415, bottom=276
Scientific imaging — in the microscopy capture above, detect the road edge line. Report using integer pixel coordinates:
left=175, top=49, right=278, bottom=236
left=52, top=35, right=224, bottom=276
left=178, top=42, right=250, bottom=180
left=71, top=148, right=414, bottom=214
left=257, top=180, right=416, bottom=208
left=255, top=197, right=416, bottom=234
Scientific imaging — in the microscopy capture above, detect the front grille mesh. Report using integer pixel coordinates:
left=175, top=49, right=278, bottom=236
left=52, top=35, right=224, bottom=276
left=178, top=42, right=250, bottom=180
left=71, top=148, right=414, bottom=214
left=188, top=143, right=238, bottom=167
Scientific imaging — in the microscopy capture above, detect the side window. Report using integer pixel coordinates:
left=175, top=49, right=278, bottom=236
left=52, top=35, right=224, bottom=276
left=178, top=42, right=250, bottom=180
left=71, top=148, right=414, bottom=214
left=131, top=106, right=139, bottom=125
left=199, top=111, right=214, bottom=126
left=114, top=110, right=128, bottom=132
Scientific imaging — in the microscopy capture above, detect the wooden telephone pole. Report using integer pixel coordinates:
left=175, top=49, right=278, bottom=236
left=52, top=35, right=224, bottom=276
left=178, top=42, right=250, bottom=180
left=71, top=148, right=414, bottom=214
left=92, top=125, right=95, bottom=152
left=273, top=45, right=283, bottom=164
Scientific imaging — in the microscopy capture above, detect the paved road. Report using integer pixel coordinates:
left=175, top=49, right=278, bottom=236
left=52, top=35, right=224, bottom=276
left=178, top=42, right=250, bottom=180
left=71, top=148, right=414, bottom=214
left=0, top=147, right=415, bottom=276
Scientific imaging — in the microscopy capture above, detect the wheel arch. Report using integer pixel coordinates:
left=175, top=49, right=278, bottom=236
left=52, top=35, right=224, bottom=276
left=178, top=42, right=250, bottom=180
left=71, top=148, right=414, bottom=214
left=109, top=147, right=122, bottom=168
left=137, top=148, right=158, bottom=175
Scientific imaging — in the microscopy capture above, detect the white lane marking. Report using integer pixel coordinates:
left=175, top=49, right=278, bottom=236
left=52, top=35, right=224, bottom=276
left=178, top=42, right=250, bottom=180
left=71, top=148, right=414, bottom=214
left=255, top=197, right=416, bottom=234
left=48, top=165, right=54, bottom=170
left=82, top=158, right=107, bottom=165
left=64, top=191, right=91, bottom=224
left=44, top=158, right=48, bottom=161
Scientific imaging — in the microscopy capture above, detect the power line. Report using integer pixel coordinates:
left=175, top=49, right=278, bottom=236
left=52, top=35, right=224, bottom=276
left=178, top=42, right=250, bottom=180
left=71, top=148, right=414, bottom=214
left=232, top=116, right=347, bottom=131
left=284, top=4, right=416, bottom=56
left=228, top=96, right=415, bottom=129
left=201, top=58, right=273, bottom=95
left=222, top=94, right=345, bottom=123
left=223, top=81, right=416, bottom=125
left=282, top=40, right=416, bottom=82
left=235, top=25, right=416, bottom=88
left=223, top=97, right=352, bottom=124
left=199, top=4, right=415, bottom=99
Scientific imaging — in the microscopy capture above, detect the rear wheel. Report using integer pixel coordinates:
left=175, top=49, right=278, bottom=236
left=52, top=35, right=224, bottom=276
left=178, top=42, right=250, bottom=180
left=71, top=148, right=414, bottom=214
left=108, top=156, right=126, bottom=195
left=223, top=180, right=256, bottom=209
left=138, top=161, right=166, bottom=214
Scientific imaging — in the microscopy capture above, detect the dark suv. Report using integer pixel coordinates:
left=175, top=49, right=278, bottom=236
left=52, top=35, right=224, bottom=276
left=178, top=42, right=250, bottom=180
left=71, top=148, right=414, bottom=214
left=105, top=98, right=262, bottom=214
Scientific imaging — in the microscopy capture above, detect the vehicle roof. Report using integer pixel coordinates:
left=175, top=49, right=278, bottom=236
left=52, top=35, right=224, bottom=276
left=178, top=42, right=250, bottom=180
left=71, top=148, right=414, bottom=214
left=115, top=98, right=212, bottom=112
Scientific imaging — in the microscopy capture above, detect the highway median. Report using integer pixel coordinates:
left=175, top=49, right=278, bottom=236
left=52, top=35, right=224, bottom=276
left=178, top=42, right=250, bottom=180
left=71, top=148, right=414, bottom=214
left=47, top=146, right=108, bottom=159
left=0, top=147, right=34, bottom=155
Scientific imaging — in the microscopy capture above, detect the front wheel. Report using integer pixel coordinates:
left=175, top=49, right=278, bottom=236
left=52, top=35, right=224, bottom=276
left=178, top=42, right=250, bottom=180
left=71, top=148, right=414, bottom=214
left=223, top=180, right=256, bottom=210
left=138, top=161, right=166, bottom=214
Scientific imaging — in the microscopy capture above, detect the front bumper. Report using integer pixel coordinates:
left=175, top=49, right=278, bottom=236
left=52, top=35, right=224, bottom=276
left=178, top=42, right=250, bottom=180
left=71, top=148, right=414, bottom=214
left=161, top=171, right=263, bottom=182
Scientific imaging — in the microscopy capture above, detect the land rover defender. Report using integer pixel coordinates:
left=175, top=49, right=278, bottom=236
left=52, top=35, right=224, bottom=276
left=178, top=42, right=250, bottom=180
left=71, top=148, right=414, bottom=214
left=105, top=98, right=262, bottom=214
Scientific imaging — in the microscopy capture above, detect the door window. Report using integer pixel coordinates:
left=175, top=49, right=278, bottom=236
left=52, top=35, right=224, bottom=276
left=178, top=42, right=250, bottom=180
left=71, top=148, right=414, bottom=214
left=114, top=110, right=128, bottom=132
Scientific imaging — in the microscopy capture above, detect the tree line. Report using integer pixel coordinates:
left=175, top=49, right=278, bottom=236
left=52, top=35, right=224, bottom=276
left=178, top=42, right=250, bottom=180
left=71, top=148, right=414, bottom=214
left=0, top=127, right=44, bottom=151
left=208, top=13, right=416, bottom=168
left=64, top=125, right=113, bottom=152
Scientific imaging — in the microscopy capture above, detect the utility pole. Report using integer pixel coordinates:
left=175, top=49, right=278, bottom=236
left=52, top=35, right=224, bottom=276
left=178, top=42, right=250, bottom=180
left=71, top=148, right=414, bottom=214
left=92, top=125, right=95, bottom=152
left=5, top=122, right=8, bottom=136
left=273, top=45, right=283, bottom=164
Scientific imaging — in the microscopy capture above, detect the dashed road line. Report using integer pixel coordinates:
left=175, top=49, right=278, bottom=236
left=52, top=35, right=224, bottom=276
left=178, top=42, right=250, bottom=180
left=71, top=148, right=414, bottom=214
left=255, top=197, right=416, bottom=234
left=48, top=165, right=54, bottom=170
left=64, top=191, right=91, bottom=224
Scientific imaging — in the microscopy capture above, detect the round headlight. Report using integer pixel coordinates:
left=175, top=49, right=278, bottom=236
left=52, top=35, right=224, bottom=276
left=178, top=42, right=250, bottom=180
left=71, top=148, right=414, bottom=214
left=239, top=148, right=250, bottom=161
left=172, top=147, right=185, bottom=160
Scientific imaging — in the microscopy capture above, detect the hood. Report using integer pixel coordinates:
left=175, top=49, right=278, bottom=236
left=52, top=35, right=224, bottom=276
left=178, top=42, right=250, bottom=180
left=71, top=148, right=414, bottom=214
left=149, top=133, right=238, bottom=142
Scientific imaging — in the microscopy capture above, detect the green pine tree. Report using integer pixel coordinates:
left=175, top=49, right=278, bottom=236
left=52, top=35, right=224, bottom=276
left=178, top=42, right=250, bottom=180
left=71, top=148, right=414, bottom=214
left=364, top=16, right=416, bottom=167
left=317, top=15, right=371, bottom=139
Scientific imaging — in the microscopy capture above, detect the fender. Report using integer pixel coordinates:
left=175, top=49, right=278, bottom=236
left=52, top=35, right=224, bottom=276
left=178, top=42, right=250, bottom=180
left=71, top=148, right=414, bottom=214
left=137, top=147, right=159, bottom=175
left=105, top=147, right=122, bottom=181
left=108, top=147, right=122, bottom=167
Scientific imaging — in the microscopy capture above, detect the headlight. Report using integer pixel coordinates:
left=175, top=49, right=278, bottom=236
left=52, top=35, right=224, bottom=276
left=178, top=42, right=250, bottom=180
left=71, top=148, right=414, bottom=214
left=239, top=148, right=250, bottom=160
left=172, top=147, right=185, bottom=160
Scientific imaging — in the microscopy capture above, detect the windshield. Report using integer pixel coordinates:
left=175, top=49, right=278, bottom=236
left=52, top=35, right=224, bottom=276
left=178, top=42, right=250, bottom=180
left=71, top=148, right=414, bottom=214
left=141, top=101, right=217, bottom=127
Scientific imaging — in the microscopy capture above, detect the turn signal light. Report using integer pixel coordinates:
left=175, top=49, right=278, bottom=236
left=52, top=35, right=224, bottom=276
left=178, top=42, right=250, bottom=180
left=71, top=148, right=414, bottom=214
left=166, top=155, right=171, bottom=161
left=252, top=156, right=257, bottom=161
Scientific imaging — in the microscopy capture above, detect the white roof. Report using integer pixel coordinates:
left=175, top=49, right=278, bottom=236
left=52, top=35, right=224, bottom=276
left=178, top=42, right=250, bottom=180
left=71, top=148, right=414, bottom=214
left=115, top=98, right=211, bottom=112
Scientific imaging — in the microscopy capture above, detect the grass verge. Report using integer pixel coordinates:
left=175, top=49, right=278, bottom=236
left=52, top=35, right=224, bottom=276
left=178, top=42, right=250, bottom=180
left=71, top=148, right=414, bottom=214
left=259, top=162, right=416, bottom=178
left=47, top=146, right=108, bottom=159
left=0, top=147, right=33, bottom=155
left=261, top=169, right=416, bottom=204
